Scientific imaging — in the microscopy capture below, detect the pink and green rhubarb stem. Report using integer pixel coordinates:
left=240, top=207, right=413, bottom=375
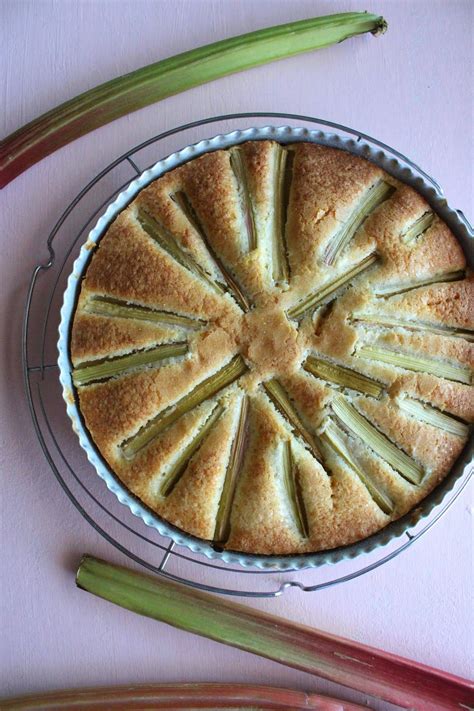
left=2, top=682, right=369, bottom=710
left=76, top=555, right=474, bottom=711
left=0, top=12, right=386, bottom=188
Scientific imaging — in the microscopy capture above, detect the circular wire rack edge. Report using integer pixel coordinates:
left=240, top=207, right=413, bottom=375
left=23, top=112, right=473, bottom=597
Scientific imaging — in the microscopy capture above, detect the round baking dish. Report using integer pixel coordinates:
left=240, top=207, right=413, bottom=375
left=58, top=125, right=473, bottom=571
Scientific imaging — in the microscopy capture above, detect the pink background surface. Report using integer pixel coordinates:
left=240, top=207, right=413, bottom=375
left=1, top=0, right=473, bottom=707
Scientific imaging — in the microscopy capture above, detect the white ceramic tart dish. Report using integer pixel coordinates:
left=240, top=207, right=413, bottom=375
left=58, top=126, right=473, bottom=569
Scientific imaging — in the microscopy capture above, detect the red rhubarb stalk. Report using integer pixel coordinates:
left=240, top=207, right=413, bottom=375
left=1, top=682, right=368, bottom=710
left=76, top=555, right=474, bottom=711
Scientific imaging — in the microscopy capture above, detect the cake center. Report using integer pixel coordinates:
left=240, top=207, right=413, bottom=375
left=241, top=305, right=302, bottom=378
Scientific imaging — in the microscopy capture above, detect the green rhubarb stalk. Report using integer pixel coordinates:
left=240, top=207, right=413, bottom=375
left=357, top=345, right=472, bottom=385
left=72, top=343, right=188, bottom=386
left=271, top=145, right=293, bottom=284
left=374, top=270, right=465, bottom=297
left=281, top=440, right=309, bottom=537
left=320, top=418, right=393, bottom=514
left=352, top=312, right=474, bottom=342
left=121, top=354, right=248, bottom=459
left=214, top=395, right=249, bottom=544
left=331, top=395, right=423, bottom=484
left=161, top=402, right=225, bottom=496
left=264, top=379, right=321, bottom=460
left=172, top=191, right=250, bottom=311
left=229, top=148, right=258, bottom=252
left=86, top=296, right=204, bottom=329
left=323, top=181, right=395, bottom=265
left=304, top=355, right=384, bottom=397
left=1, top=12, right=387, bottom=189
left=75, top=555, right=474, bottom=711
left=137, top=209, right=224, bottom=296
left=396, top=397, right=469, bottom=438
left=287, top=252, right=379, bottom=320
left=401, top=211, right=434, bottom=245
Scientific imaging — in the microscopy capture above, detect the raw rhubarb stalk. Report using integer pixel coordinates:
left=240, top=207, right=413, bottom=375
left=1, top=12, right=387, bottom=188
left=76, top=555, right=474, bottom=711
left=1, top=682, right=368, bottom=710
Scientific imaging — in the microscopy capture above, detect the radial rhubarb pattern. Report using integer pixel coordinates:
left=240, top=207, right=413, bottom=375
left=69, top=140, right=473, bottom=555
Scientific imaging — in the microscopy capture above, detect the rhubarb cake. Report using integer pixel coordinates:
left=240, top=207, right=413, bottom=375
left=69, top=141, right=473, bottom=555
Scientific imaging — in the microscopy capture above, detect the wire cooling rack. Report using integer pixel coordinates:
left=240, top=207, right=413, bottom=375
left=22, top=112, right=473, bottom=597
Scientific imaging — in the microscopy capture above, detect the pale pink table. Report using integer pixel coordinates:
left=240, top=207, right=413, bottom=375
left=1, top=1, right=473, bottom=707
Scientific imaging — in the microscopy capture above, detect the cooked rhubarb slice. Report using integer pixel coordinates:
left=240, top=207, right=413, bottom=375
left=137, top=209, right=223, bottom=295
left=396, top=397, right=469, bottom=438
left=352, top=312, right=474, bottom=342
left=401, top=211, right=434, bottom=245
left=281, top=440, right=310, bottom=537
left=356, top=345, right=472, bottom=385
left=374, top=270, right=465, bottom=297
left=86, top=296, right=204, bottom=329
left=320, top=418, right=393, bottom=514
left=304, top=355, right=384, bottom=397
left=73, top=343, right=188, bottom=386
left=323, top=181, right=395, bottom=265
left=161, top=402, right=225, bottom=496
left=287, top=252, right=378, bottom=320
left=229, top=148, right=258, bottom=252
left=331, top=395, right=423, bottom=484
left=271, top=145, right=293, bottom=285
left=214, top=395, right=249, bottom=543
left=172, top=191, right=250, bottom=311
left=121, top=355, right=248, bottom=459
left=263, top=379, right=321, bottom=460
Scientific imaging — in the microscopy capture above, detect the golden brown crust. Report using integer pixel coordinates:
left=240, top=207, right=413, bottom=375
left=70, top=140, right=473, bottom=556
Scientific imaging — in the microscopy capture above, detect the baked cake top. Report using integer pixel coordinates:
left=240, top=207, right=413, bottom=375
left=69, top=141, right=473, bottom=555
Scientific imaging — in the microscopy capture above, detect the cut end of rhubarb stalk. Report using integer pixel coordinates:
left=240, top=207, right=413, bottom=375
left=371, top=18, right=388, bottom=36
